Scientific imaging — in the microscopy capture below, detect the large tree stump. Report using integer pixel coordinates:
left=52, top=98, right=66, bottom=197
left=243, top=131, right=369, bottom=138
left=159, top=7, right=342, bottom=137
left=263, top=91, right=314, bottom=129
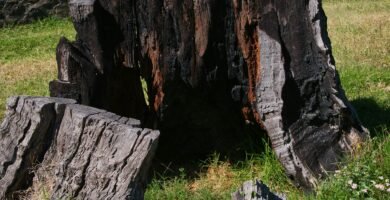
left=50, top=0, right=369, bottom=189
left=0, top=96, right=159, bottom=199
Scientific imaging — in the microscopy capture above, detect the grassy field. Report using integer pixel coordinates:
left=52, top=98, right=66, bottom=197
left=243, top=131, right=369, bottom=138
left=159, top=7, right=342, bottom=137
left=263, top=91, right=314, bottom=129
left=0, top=18, right=75, bottom=118
left=0, top=0, right=389, bottom=199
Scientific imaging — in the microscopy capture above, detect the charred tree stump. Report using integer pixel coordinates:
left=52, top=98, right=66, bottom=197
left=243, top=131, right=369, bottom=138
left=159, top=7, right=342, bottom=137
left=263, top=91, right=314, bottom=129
left=0, top=96, right=159, bottom=199
left=50, top=0, right=369, bottom=189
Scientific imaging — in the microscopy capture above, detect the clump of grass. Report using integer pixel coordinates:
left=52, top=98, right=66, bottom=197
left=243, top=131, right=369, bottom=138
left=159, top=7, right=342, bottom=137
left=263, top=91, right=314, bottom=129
left=145, top=140, right=302, bottom=199
left=15, top=163, right=57, bottom=200
left=313, top=129, right=390, bottom=199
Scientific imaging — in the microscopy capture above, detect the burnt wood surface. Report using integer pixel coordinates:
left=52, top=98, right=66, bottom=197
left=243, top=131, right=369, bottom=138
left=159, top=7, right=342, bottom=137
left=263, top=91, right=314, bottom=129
left=50, top=0, right=369, bottom=189
left=0, top=96, right=159, bottom=199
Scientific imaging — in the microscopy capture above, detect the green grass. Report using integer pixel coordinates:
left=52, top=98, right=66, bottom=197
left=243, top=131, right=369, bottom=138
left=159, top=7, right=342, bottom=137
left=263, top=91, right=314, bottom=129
left=146, top=142, right=303, bottom=200
left=0, top=0, right=389, bottom=199
left=313, top=132, right=390, bottom=199
left=0, top=17, right=75, bottom=63
left=0, top=17, right=75, bottom=118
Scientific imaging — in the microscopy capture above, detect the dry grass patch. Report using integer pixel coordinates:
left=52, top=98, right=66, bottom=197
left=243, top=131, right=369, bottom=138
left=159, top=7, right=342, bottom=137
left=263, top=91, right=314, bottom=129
left=0, top=17, right=74, bottom=120
left=17, top=164, right=56, bottom=200
left=0, top=59, right=56, bottom=119
left=190, top=162, right=235, bottom=194
left=324, top=1, right=390, bottom=68
left=0, top=59, right=56, bottom=84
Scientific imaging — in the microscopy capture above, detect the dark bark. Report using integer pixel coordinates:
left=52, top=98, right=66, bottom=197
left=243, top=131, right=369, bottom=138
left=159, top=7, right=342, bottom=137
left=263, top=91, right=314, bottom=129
left=0, top=96, right=159, bottom=199
left=50, top=0, right=369, bottom=189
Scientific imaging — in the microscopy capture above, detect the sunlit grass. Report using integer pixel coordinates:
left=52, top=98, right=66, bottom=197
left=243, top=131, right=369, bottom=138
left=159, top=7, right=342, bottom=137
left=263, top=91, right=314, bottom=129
left=0, top=17, right=75, bottom=118
left=146, top=142, right=303, bottom=200
left=313, top=130, right=390, bottom=199
left=0, top=17, right=75, bottom=63
left=324, top=0, right=390, bottom=68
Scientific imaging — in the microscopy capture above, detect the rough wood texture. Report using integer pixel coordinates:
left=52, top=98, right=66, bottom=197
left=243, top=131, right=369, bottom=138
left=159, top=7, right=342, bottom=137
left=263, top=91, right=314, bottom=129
left=0, top=96, right=159, bottom=199
left=41, top=104, right=159, bottom=200
left=50, top=37, right=99, bottom=104
left=232, top=180, right=286, bottom=200
left=50, top=0, right=369, bottom=189
left=0, top=96, right=76, bottom=199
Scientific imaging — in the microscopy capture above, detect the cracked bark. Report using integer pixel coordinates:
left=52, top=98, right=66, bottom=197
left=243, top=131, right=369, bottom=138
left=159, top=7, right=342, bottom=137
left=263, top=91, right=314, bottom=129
left=0, top=96, right=75, bottom=199
left=0, top=97, right=159, bottom=199
left=50, top=0, right=369, bottom=189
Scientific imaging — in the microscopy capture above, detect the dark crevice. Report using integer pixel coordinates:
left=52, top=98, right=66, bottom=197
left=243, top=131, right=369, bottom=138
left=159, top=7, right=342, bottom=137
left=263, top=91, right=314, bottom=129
left=278, top=18, right=303, bottom=130
left=314, top=1, right=335, bottom=65
left=1, top=147, right=18, bottom=179
left=74, top=1, right=147, bottom=121
left=112, top=130, right=142, bottom=196
left=5, top=102, right=59, bottom=199
left=13, top=97, right=27, bottom=126
left=153, top=77, right=266, bottom=175
left=19, top=120, right=31, bottom=144
left=139, top=55, right=158, bottom=129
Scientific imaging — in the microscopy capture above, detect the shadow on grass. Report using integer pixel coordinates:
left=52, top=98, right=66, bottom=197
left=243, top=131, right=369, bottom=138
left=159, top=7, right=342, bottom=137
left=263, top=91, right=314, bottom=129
left=351, top=98, right=390, bottom=137
left=150, top=97, right=390, bottom=182
left=149, top=80, right=270, bottom=181
left=150, top=123, right=268, bottom=181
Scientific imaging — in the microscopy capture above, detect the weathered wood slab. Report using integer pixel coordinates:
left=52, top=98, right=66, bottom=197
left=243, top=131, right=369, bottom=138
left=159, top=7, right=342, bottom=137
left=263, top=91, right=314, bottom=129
left=0, top=96, right=159, bottom=200
left=41, top=104, right=159, bottom=200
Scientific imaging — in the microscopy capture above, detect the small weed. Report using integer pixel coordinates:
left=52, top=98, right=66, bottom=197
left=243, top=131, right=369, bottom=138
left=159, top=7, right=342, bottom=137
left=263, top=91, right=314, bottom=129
left=314, top=132, right=390, bottom=199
